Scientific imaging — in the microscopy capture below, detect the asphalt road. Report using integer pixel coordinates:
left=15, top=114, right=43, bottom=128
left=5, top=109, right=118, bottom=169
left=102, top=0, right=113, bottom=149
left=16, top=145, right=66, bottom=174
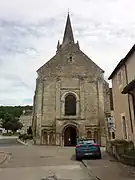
left=0, top=136, right=21, bottom=147
left=0, top=146, right=94, bottom=180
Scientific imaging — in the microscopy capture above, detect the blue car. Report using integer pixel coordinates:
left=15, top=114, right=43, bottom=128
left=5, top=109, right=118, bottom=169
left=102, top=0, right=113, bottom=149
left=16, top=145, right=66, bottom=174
left=75, top=139, right=101, bottom=160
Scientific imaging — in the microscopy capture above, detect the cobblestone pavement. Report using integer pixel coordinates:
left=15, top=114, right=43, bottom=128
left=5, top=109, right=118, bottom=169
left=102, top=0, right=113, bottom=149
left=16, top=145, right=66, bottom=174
left=0, top=146, right=94, bottom=180
left=84, top=151, right=135, bottom=180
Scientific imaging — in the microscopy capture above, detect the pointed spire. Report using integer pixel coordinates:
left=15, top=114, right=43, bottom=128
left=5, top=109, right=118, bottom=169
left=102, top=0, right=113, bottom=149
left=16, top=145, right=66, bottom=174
left=62, top=13, right=74, bottom=47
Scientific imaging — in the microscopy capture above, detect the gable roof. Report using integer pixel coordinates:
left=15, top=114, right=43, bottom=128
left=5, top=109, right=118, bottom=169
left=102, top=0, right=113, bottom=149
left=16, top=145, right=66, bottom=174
left=108, top=44, right=135, bottom=80
left=37, top=13, right=104, bottom=75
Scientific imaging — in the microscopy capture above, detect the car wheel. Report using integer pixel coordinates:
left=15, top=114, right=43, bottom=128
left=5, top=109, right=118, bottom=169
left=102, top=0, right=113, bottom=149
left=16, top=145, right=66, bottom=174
left=76, top=155, right=81, bottom=161
left=97, top=154, right=101, bottom=159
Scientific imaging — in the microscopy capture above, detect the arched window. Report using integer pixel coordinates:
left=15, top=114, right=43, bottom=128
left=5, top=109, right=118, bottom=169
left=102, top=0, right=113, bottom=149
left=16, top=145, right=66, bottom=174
left=87, top=131, right=92, bottom=138
left=65, top=94, right=76, bottom=116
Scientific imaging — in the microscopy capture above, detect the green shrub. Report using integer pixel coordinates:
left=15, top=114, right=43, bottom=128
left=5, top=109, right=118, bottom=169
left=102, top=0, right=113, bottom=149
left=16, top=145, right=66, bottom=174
left=23, top=134, right=29, bottom=141
left=19, top=133, right=33, bottom=141
left=19, top=134, right=23, bottom=139
left=28, top=134, right=33, bottom=140
left=19, top=134, right=28, bottom=141
left=110, top=139, right=133, bottom=146
left=109, top=139, right=134, bottom=154
left=2, top=132, right=13, bottom=136
left=125, top=149, right=135, bottom=157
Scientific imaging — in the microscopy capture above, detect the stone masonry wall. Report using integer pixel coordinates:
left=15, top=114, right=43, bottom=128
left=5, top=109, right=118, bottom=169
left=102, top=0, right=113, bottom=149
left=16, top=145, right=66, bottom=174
left=42, top=78, right=56, bottom=126
left=33, top=43, right=108, bottom=145
left=83, top=78, right=98, bottom=125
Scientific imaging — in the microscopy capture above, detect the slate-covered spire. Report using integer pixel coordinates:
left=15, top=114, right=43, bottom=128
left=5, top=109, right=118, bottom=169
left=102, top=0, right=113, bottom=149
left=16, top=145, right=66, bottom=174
left=62, top=13, right=75, bottom=47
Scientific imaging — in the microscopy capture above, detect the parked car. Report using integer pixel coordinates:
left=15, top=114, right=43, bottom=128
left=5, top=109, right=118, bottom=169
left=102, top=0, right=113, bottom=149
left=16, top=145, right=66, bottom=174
left=75, top=139, right=101, bottom=160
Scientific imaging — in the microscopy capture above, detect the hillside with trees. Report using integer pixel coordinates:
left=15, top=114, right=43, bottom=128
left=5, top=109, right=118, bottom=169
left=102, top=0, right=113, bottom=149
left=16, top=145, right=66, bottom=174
left=0, top=106, right=32, bottom=132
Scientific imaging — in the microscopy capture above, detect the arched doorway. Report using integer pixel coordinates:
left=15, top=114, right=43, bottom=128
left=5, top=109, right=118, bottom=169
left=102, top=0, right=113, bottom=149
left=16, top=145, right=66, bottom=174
left=64, top=126, right=77, bottom=146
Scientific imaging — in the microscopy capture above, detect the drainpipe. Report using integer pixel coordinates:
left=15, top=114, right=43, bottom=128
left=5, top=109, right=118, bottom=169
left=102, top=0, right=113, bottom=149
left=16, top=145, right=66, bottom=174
left=124, top=64, right=133, bottom=133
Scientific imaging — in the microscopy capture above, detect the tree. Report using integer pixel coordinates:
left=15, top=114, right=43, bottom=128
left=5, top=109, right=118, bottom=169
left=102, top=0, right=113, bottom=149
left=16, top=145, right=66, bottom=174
left=0, top=105, right=32, bottom=132
left=0, top=105, right=32, bottom=120
left=1, top=113, right=23, bottom=132
left=0, top=110, right=4, bottom=119
left=1, top=113, right=13, bottom=131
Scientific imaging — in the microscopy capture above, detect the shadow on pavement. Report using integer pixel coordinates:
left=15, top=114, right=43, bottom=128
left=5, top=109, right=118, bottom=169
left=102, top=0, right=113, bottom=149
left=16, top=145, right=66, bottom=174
left=71, top=154, right=76, bottom=161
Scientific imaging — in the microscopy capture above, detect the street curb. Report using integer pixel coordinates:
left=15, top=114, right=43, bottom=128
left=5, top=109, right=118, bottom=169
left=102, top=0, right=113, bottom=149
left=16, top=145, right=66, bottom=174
left=82, top=160, right=101, bottom=180
left=82, top=160, right=88, bottom=168
left=17, top=138, right=28, bottom=146
left=0, top=152, right=8, bottom=164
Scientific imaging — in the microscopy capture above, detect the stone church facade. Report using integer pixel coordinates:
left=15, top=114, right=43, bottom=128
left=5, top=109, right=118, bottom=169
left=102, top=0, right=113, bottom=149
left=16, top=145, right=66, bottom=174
left=32, top=13, right=110, bottom=146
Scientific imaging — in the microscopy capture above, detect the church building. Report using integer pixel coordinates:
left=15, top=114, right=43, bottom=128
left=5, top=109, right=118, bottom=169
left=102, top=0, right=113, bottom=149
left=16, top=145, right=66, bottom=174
left=32, top=13, right=110, bottom=146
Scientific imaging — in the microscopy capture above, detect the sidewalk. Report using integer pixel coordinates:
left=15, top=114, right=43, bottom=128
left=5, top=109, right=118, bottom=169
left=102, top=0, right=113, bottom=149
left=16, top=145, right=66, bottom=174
left=0, top=136, right=18, bottom=139
left=82, top=152, right=135, bottom=180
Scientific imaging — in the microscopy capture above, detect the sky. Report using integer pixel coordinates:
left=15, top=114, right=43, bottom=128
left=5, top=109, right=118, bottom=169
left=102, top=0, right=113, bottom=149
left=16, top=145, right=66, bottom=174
left=0, top=0, right=135, bottom=106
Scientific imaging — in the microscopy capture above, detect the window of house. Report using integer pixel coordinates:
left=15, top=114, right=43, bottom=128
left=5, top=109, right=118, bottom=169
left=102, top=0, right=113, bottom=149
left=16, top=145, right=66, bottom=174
left=118, top=71, right=122, bottom=85
left=65, top=94, right=76, bottom=116
left=122, top=116, right=127, bottom=139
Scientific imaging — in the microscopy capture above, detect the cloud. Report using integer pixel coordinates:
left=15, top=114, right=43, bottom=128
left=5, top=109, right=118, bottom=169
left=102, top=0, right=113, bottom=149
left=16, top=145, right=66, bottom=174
left=0, top=0, right=135, bottom=105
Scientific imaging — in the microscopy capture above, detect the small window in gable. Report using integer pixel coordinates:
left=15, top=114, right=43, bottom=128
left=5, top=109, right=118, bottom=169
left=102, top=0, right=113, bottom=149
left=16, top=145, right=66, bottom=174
left=69, top=56, right=72, bottom=62
left=117, top=71, right=122, bottom=86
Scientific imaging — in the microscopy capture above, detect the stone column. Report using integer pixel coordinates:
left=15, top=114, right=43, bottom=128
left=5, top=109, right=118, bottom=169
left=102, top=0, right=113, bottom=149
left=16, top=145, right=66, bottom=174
left=53, top=133, right=56, bottom=145
left=41, top=80, right=44, bottom=116
left=61, top=134, right=64, bottom=146
left=91, top=131, right=94, bottom=139
left=56, top=133, right=60, bottom=145
left=97, top=79, right=106, bottom=146
left=40, top=131, right=43, bottom=145
left=56, top=79, right=61, bottom=119
left=60, top=134, right=63, bottom=146
left=47, top=132, right=49, bottom=145
left=61, top=100, right=65, bottom=116
left=80, top=78, right=85, bottom=119
left=76, top=100, right=80, bottom=116
left=35, top=79, right=43, bottom=144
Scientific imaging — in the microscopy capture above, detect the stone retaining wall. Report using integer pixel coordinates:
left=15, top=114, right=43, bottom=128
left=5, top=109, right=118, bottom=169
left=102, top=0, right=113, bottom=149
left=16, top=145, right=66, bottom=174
left=120, top=154, right=135, bottom=166
left=106, top=140, right=135, bottom=166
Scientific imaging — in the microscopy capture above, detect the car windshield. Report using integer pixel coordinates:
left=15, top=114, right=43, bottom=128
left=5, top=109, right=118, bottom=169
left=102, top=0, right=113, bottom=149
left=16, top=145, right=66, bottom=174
left=78, top=139, right=95, bottom=144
